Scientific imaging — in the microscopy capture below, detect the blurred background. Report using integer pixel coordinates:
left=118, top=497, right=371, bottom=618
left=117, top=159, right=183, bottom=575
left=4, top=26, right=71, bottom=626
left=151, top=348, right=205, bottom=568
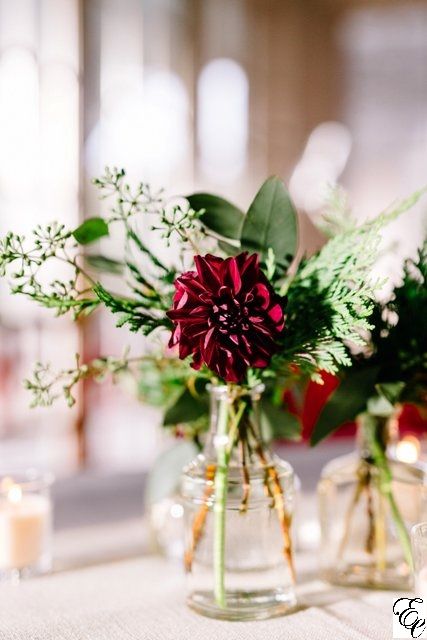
left=1, top=0, right=426, bottom=496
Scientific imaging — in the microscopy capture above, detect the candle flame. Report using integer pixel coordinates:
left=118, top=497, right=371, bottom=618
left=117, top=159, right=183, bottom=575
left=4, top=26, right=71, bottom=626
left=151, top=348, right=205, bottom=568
left=7, top=484, right=23, bottom=504
left=396, top=435, right=421, bottom=464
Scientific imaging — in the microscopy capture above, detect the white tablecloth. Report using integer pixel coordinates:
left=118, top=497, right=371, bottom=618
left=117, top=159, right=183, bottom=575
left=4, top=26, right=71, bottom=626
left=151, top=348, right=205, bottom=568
left=0, top=519, right=399, bottom=640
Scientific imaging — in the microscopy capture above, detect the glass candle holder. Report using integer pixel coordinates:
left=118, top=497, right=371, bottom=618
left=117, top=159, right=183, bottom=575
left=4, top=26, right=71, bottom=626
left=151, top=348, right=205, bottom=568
left=0, top=470, right=53, bottom=581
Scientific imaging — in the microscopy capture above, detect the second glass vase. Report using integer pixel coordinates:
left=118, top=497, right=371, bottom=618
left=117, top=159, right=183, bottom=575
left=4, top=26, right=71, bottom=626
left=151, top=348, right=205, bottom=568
left=318, top=414, right=427, bottom=589
left=181, top=383, right=296, bottom=620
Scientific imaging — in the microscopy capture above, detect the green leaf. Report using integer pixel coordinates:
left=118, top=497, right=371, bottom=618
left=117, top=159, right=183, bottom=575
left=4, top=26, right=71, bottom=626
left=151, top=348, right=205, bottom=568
left=260, top=399, right=301, bottom=441
left=86, top=254, right=124, bottom=274
left=163, top=387, right=208, bottom=426
left=73, top=217, right=109, bottom=245
left=240, top=177, right=297, bottom=267
left=310, top=366, right=380, bottom=446
left=366, top=395, right=394, bottom=418
left=186, top=193, right=244, bottom=240
left=376, top=382, right=406, bottom=406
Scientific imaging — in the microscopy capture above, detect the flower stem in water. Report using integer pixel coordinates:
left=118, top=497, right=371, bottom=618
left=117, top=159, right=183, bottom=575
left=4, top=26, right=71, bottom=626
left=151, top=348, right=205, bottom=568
left=213, top=396, right=230, bottom=608
left=364, top=414, right=413, bottom=571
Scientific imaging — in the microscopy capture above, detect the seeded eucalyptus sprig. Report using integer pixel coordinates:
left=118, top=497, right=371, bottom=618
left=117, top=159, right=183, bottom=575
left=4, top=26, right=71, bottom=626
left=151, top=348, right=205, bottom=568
left=0, top=223, right=99, bottom=318
left=0, top=167, right=194, bottom=327
left=92, top=166, right=164, bottom=221
left=23, top=354, right=131, bottom=408
left=23, top=351, right=190, bottom=409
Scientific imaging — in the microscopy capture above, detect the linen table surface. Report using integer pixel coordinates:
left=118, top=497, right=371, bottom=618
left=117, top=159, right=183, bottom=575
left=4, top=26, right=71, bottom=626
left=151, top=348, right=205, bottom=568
left=0, top=518, right=399, bottom=640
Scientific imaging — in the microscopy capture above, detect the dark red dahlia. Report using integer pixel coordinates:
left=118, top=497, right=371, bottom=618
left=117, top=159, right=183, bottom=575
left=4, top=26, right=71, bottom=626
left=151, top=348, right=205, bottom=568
left=167, top=252, right=285, bottom=383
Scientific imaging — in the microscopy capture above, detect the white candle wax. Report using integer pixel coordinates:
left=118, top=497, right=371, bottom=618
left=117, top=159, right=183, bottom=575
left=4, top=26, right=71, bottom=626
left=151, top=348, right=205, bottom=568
left=0, top=485, right=51, bottom=570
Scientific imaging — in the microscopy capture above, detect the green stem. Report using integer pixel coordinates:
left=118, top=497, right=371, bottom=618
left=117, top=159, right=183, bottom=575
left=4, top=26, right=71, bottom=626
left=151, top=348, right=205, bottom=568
left=387, top=488, right=413, bottom=571
left=213, top=396, right=230, bottom=608
left=364, top=415, right=413, bottom=571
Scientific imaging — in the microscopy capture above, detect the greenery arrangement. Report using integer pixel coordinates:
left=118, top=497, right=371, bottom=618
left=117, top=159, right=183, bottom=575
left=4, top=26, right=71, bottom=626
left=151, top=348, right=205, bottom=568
left=1, top=172, right=420, bottom=426
left=311, top=240, right=427, bottom=444
left=0, top=168, right=423, bottom=608
left=311, top=240, right=427, bottom=571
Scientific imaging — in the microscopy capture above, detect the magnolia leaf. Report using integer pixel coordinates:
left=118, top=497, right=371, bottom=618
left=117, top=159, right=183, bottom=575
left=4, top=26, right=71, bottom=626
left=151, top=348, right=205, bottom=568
left=163, top=387, right=208, bottom=426
left=310, top=366, right=380, bottom=446
left=86, top=254, right=124, bottom=274
left=186, top=193, right=244, bottom=240
left=260, top=399, right=301, bottom=441
left=240, top=177, right=297, bottom=267
left=73, top=218, right=109, bottom=245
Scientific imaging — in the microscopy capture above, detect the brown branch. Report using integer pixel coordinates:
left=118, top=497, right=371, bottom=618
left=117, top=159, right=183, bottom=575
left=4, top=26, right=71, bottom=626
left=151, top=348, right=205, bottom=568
left=337, top=464, right=366, bottom=561
left=265, top=464, right=296, bottom=584
left=239, top=437, right=250, bottom=513
left=184, top=463, right=216, bottom=572
left=365, top=467, right=375, bottom=555
left=248, top=422, right=296, bottom=584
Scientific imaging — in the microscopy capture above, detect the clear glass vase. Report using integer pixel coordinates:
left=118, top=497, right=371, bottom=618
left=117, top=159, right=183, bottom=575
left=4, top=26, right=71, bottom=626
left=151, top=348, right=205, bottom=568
left=181, top=383, right=296, bottom=621
left=318, top=414, right=427, bottom=589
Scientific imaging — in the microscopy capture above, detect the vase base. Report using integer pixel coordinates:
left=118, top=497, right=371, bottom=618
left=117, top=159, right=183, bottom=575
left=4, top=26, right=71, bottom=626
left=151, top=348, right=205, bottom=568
left=187, top=588, right=297, bottom=621
left=322, top=566, right=412, bottom=591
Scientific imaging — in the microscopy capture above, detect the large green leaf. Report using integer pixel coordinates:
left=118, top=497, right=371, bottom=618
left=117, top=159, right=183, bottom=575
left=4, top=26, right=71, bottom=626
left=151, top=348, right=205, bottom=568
left=261, top=399, right=301, bottom=441
left=73, top=217, right=109, bottom=245
left=186, top=193, right=244, bottom=240
left=163, top=387, right=208, bottom=426
left=310, top=366, right=380, bottom=446
left=240, top=177, right=297, bottom=267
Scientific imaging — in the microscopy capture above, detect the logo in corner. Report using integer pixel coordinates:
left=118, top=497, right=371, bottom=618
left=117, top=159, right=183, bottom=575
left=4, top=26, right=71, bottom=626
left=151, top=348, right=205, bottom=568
left=393, top=597, right=426, bottom=639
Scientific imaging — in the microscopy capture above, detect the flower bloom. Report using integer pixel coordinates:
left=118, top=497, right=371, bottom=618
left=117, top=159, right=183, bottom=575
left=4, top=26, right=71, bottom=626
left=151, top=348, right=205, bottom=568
left=167, top=252, right=285, bottom=382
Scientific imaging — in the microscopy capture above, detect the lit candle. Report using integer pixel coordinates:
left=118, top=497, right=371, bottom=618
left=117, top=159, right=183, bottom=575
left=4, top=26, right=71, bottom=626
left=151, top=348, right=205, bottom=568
left=396, top=436, right=421, bottom=464
left=0, top=473, right=53, bottom=578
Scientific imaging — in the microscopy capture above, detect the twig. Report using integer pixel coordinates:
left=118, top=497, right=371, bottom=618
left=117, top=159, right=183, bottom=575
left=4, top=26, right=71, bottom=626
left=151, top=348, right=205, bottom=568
left=239, top=436, right=250, bottom=513
left=337, top=466, right=365, bottom=561
left=365, top=467, right=375, bottom=555
left=247, top=421, right=296, bottom=583
left=184, top=463, right=216, bottom=572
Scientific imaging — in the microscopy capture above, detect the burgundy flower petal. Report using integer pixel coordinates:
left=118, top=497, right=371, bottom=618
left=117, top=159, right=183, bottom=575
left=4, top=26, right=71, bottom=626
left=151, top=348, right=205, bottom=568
left=223, top=256, right=242, bottom=295
left=166, top=252, right=286, bottom=382
left=194, top=255, right=222, bottom=291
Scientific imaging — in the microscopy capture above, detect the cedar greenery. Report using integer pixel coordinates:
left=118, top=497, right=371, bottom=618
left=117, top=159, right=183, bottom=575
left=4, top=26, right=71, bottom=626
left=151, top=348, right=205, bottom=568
left=311, top=240, right=427, bottom=446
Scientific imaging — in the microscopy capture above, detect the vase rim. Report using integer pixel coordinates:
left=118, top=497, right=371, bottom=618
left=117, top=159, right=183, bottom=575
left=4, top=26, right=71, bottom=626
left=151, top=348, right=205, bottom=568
left=207, top=382, right=265, bottom=397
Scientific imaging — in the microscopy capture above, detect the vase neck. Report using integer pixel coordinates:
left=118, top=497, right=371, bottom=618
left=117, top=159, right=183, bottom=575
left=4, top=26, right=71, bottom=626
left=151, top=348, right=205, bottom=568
left=356, top=413, right=398, bottom=460
left=203, top=383, right=266, bottom=465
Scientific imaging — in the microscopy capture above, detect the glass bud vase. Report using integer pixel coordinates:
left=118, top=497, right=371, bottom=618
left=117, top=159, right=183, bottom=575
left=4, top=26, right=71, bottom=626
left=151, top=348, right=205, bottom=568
left=181, top=383, right=296, bottom=621
left=318, top=413, right=427, bottom=589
